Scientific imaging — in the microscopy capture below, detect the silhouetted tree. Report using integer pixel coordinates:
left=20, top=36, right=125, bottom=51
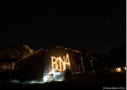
left=110, top=43, right=126, bottom=67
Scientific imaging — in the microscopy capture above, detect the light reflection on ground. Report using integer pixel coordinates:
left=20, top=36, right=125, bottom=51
left=8, top=78, right=64, bottom=84
left=7, top=70, right=65, bottom=84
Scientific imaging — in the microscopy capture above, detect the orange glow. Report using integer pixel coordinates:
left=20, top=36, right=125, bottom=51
left=51, top=54, right=70, bottom=72
left=71, top=49, right=81, bottom=53
left=116, top=67, right=121, bottom=72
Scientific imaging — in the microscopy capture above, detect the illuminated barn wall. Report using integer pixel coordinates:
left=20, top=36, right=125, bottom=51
left=44, top=48, right=78, bottom=73
left=15, top=48, right=89, bottom=81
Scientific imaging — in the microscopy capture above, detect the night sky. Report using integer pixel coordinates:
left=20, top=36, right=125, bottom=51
left=0, top=0, right=126, bottom=55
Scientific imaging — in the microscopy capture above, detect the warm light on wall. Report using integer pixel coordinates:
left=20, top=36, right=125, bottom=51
left=1, top=63, right=16, bottom=70
left=51, top=54, right=70, bottom=72
left=116, top=67, right=121, bottom=72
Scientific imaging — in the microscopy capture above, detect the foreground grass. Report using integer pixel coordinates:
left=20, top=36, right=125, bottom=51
left=0, top=73, right=126, bottom=90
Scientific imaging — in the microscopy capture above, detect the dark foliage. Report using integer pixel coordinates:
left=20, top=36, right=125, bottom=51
left=110, top=43, right=126, bottom=67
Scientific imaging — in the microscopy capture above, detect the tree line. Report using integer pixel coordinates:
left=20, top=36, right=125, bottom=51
left=0, top=43, right=34, bottom=59
left=91, top=43, right=126, bottom=70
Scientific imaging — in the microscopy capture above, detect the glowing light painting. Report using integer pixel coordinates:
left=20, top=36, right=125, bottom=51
left=51, top=54, right=70, bottom=72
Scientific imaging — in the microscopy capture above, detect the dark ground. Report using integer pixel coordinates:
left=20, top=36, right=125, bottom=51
left=0, top=73, right=126, bottom=90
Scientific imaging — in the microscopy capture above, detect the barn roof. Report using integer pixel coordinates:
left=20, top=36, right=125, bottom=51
left=71, top=46, right=97, bottom=61
left=15, top=46, right=97, bottom=63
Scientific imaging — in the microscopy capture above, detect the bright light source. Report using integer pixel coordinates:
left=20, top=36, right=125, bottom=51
left=124, top=67, right=126, bottom=70
left=43, top=75, right=48, bottom=82
left=116, top=67, right=121, bottom=72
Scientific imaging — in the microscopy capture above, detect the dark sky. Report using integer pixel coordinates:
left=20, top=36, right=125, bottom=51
left=0, top=0, right=126, bottom=55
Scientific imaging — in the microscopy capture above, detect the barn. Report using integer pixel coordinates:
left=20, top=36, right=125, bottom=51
left=14, top=46, right=96, bottom=82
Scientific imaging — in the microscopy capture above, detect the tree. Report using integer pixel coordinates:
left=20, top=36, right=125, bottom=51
left=0, top=43, right=34, bottom=59
left=110, top=43, right=126, bottom=67
left=15, top=43, right=34, bottom=58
